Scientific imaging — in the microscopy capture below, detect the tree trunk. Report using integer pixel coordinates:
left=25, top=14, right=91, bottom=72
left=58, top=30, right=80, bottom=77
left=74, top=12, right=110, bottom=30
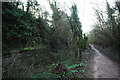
left=26, top=2, right=30, bottom=13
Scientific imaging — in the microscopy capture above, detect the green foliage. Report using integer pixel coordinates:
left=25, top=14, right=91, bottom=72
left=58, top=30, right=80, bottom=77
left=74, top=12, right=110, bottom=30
left=68, top=62, right=85, bottom=69
left=2, top=2, right=52, bottom=53
left=22, top=44, right=47, bottom=51
left=31, top=60, right=84, bottom=78
left=67, top=4, right=88, bottom=59
left=2, top=1, right=88, bottom=78
left=49, top=0, right=63, bottom=28
left=2, top=3, right=36, bottom=49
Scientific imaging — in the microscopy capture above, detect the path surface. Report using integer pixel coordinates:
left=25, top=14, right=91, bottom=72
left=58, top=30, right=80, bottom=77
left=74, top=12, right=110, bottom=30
left=90, top=44, right=119, bottom=78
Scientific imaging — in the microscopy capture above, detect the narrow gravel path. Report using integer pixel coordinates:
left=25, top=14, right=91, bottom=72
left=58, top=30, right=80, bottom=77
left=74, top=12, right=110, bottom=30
left=90, top=44, right=118, bottom=78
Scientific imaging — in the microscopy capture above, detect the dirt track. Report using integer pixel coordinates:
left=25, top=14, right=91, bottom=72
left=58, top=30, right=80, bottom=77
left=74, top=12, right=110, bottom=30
left=90, top=44, right=119, bottom=78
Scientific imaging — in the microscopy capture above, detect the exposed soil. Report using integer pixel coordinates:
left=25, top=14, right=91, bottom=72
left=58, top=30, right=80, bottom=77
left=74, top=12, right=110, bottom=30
left=82, top=46, right=95, bottom=78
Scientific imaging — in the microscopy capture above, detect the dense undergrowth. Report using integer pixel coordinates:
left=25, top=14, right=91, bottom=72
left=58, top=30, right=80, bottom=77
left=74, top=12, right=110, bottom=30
left=3, top=48, right=87, bottom=78
left=2, top=1, right=88, bottom=78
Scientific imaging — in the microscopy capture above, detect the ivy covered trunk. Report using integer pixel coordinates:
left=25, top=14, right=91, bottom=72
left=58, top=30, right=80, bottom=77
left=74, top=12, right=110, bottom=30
left=67, top=4, right=87, bottom=61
